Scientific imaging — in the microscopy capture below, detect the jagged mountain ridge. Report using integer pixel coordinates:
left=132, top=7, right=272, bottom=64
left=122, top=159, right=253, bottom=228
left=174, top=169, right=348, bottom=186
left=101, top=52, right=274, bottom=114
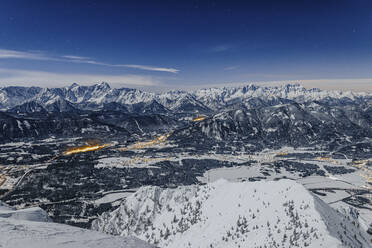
left=1, top=82, right=371, bottom=147
left=1, top=82, right=371, bottom=113
left=92, top=179, right=371, bottom=248
left=194, top=83, right=371, bottom=109
left=0, top=86, right=42, bottom=110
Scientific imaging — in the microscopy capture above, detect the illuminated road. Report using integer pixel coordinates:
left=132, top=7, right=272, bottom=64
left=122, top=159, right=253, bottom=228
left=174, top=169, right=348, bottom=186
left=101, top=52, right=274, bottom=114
left=64, top=144, right=110, bottom=155
left=118, top=132, right=172, bottom=151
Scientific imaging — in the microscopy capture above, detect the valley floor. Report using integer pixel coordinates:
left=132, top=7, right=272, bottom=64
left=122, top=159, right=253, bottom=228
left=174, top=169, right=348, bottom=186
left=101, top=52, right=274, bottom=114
left=0, top=136, right=371, bottom=247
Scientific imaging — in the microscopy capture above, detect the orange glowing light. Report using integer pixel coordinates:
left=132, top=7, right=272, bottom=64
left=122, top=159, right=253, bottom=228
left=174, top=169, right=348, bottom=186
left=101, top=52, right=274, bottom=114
left=193, top=116, right=206, bottom=122
left=117, top=132, right=172, bottom=151
left=64, top=144, right=109, bottom=155
left=316, top=157, right=330, bottom=161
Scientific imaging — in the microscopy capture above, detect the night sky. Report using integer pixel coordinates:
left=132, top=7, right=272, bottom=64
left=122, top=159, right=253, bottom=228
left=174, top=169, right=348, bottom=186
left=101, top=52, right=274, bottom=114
left=0, top=0, right=371, bottom=91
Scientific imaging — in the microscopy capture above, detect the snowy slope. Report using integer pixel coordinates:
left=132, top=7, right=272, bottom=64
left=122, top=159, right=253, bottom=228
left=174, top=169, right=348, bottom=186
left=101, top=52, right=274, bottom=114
left=92, top=179, right=371, bottom=248
left=0, top=202, right=50, bottom=222
left=0, top=202, right=155, bottom=248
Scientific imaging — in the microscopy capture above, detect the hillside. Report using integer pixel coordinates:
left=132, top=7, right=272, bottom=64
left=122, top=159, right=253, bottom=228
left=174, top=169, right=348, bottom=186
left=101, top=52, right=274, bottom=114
left=92, top=179, right=372, bottom=248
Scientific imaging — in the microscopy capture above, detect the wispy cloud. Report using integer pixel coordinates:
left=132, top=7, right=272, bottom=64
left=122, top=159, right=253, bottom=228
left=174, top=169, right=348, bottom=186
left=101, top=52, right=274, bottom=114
left=62, top=55, right=92, bottom=60
left=0, top=49, right=52, bottom=60
left=118, top=64, right=179, bottom=73
left=0, top=68, right=160, bottom=87
left=0, top=49, right=179, bottom=73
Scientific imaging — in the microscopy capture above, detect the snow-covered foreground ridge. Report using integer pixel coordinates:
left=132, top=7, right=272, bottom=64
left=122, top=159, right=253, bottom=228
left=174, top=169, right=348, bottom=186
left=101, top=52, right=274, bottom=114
left=0, top=202, right=154, bottom=248
left=92, top=179, right=372, bottom=248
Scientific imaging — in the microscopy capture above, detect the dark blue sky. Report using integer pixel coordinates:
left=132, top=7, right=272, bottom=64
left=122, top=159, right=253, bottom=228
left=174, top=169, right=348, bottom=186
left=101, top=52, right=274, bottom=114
left=0, top=0, right=371, bottom=90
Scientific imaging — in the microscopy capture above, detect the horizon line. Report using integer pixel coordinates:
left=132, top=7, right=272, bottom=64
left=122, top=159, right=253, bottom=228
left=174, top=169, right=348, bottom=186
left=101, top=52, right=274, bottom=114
left=1, top=79, right=372, bottom=94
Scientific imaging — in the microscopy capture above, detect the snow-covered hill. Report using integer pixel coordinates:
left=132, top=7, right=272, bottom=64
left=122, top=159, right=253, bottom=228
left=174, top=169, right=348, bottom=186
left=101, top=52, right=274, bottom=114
left=0, top=201, right=155, bottom=248
left=92, top=179, right=371, bottom=248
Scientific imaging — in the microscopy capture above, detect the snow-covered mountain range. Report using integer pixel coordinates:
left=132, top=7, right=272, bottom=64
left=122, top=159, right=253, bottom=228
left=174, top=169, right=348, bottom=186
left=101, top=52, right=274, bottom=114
left=92, top=179, right=371, bottom=248
left=1, top=82, right=371, bottom=150
left=1, top=82, right=371, bottom=113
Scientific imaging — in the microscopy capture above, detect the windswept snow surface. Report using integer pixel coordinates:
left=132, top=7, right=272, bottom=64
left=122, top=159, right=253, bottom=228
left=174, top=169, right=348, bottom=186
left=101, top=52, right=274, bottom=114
left=0, top=202, right=49, bottom=222
left=92, top=179, right=371, bottom=248
left=0, top=202, right=155, bottom=248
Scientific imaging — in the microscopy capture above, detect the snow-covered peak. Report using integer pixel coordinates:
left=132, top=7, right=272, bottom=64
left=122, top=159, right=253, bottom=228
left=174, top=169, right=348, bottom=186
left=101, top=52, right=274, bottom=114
left=0, top=86, right=42, bottom=109
left=92, top=179, right=371, bottom=248
left=94, top=81, right=111, bottom=90
left=45, top=95, right=64, bottom=105
left=67, top=82, right=80, bottom=89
